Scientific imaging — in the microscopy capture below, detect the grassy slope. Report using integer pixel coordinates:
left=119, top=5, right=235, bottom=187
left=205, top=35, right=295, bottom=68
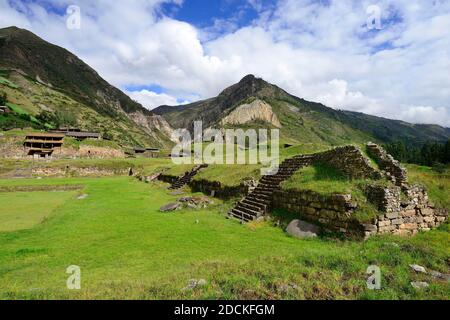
left=0, top=176, right=448, bottom=300
left=0, top=71, right=170, bottom=147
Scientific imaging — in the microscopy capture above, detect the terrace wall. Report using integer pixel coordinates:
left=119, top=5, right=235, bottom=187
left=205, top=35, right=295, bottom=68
left=272, top=189, right=365, bottom=238
left=273, top=184, right=447, bottom=239
left=313, top=145, right=380, bottom=179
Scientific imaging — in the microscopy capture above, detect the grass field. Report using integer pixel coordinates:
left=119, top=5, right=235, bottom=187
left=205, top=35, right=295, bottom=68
left=0, top=176, right=448, bottom=300
left=0, top=190, right=78, bottom=232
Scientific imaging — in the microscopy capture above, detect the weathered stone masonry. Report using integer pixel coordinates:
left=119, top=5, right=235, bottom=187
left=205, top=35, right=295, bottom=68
left=314, top=145, right=380, bottom=180
left=272, top=189, right=365, bottom=238
left=366, top=142, right=407, bottom=186
left=273, top=144, right=447, bottom=238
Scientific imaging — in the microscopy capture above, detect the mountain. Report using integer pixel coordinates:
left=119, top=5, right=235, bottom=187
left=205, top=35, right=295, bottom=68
left=0, top=26, right=173, bottom=147
left=154, top=74, right=450, bottom=146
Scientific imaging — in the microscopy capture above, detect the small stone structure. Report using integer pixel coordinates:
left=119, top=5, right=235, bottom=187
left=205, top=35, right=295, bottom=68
left=272, top=144, right=447, bottom=239
left=366, top=142, right=407, bottom=186
left=364, top=183, right=447, bottom=236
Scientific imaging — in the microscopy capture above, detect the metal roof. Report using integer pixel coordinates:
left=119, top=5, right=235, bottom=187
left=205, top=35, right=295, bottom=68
left=25, top=132, right=65, bottom=138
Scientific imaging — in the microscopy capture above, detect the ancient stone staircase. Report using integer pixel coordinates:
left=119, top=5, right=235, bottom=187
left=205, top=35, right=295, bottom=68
left=169, top=164, right=208, bottom=190
left=228, top=155, right=314, bottom=222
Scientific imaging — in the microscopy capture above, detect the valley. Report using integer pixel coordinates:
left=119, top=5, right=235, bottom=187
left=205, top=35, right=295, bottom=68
left=0, top=26, right=448, bottom=301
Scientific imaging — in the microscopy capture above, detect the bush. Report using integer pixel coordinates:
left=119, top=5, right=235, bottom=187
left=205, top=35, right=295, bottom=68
left=0, top=92, right=7, bottom=105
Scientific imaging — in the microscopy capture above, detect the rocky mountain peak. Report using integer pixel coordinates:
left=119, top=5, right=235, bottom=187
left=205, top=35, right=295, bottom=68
left=217, top=74, right=280, bottom=108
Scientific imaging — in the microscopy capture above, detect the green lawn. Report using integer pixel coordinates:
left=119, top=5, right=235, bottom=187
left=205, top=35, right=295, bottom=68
left=0, top=176, right=448, bottom=300
left=0, top=190, right=78, bottom=232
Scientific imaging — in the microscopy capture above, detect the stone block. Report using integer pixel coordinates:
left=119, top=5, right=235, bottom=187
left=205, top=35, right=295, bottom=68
left=391, top=218, right=404, bottom=225
left=421, top=208, right=434, bottom=216
left=363, top=224, right=377, bottom=232
left=378, top=220, right=391, bottom=227
left=401, top=210, right=416, bottom=217
left=386, top=212, right=399, bottom=219
left=400, top=223, right=418, bottom=230
left=379, top=225, right=396, bottom=233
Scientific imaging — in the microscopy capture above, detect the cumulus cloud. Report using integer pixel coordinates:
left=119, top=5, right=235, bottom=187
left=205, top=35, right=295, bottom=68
left=127, top=90, right=188, bottom=109
left=0, top=0, right=448, bottom=126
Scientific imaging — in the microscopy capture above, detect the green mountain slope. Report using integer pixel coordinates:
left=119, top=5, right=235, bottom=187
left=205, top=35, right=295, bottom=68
left=0, top=26, right=173, bottom=147
left=154, top=75, right=450, bottom=146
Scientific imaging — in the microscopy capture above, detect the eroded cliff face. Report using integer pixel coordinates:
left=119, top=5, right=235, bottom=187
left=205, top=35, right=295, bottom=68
left=221, top=99, right=282, bottom=128
left=129, top=111, right=177, bottom=142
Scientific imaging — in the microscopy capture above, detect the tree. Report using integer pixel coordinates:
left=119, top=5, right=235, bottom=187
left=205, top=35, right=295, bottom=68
left=0, top=92, right=7, bottom=105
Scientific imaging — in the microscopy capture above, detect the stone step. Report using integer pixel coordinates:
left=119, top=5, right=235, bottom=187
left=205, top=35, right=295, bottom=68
left=256, top=185, right=277, bottom=191
left=252, top=189, right=273, bottom=196
left=238, top=201, right=265, bottom=213
left=247, top=192, right=271, bottom=200
left=229, top=208, right=256, bottom=222
left=241, top=198, right=268, bottom=211
left=244, top=194, right=271, bottom=204
left=234, top=204, right=262, bottom=216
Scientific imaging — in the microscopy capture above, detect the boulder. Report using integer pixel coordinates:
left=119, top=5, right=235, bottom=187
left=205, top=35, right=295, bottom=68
left=182, top=278, right=207, bottom=291
left=409, top=264, right=427, bottom=273
left=160, top=202, right=181, bottom=212
left=410, top=281, right=429, bottom=289
left=286, top=220, right=319, bottom=239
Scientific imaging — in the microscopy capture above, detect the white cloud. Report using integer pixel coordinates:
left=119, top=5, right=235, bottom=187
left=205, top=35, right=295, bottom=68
left=126, top=90, right=188, bottom=110
left=0, top=0, right=449, bottom=126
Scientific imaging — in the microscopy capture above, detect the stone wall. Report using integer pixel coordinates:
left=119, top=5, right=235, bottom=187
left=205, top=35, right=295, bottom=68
left=190, top=179, right=246, bottom=199
left=362, top=183, right=446, bottom=236
left=0, top=135, right=124, bottom=159
left=157, top=173, right=248, bottom=199
left=366, top=142, right=407, bottom=186
left=31, top=166, right=131, bottom=177
left=272, top=189, right=366, bottom=238
left=313, top=145, right=380, bottom=179
left=274, top=184, right=447, bottom=239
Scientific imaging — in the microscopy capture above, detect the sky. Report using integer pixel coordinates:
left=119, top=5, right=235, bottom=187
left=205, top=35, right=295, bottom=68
left=0, top=0, right=449, bottom=126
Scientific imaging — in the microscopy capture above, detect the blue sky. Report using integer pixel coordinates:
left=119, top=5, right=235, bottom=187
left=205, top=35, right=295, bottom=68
left=0, top=0, right=449, bottom=126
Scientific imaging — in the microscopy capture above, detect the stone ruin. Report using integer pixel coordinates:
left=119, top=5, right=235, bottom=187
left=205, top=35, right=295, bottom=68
left=273, top=143, right=448, bottom=239
left=366, top=142, right=408, bottom=186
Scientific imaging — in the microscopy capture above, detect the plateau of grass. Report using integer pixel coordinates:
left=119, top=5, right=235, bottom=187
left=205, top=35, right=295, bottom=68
left=0, top=176, right=448, bottom=300
left=0, top=190, right=78, bottom=232
left=283, top=164, right=360, bottom=195
left=194, top=164, right=262, bottom=187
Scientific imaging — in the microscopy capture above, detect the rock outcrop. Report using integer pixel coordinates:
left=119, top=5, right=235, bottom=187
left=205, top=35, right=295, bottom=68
left=221, top=99, right=282, bottom=128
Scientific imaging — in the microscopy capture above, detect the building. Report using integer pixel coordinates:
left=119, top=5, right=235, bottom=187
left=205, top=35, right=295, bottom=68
left=51, top=128, right=101, bottom=141
left=23, top=133, right=65, bottom=158
left=0, top=106, right=11, bottom=114
left=134, top=147, right=161, bottom=158
left=64, top=131, right=101, bottom=141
